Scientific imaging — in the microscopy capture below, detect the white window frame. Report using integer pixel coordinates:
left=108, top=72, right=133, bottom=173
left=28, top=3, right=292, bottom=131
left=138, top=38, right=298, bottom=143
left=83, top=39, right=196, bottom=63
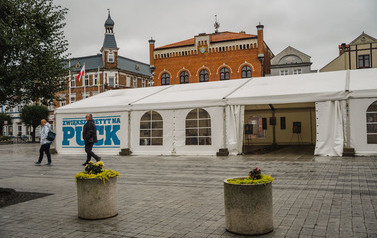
left=93, top=74, right=98, bottom=86
left=280, top=70, right=289, bottom=76
left=108, top=52, right=114, bottom=63
left=70, top=93, right=76, bottom=103
left=70, top=77, right=76, bottom=88
left=108, top=76, right=115, bottom=87
left=84, top=75, right=89, bottom=86
left=133, top=77, right=137, bottom=88
left=82, top=92, right=90, bottom=99
left=293, top=69, right=302, bottom=75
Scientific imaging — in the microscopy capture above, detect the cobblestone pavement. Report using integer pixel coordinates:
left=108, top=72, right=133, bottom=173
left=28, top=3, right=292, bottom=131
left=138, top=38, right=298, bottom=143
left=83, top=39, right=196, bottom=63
left=0, top=144, right=376, bottom=238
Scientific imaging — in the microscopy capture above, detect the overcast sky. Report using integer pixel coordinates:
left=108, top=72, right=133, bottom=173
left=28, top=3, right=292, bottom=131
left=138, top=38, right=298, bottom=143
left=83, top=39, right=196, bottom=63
left=54, top=0, right=377, bottom=70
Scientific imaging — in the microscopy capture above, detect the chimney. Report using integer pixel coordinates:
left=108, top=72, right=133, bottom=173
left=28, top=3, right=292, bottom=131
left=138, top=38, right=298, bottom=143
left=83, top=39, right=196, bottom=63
left=256, top=23, right=264, bottom=76
left=149, top=37, right=155, bottom=72
left=338, top=43, right=349, bottom=56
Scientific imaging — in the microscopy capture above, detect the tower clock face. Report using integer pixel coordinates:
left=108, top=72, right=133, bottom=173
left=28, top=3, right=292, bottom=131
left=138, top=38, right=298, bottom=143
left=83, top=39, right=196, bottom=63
left=200, top=47, right=206, bottom=54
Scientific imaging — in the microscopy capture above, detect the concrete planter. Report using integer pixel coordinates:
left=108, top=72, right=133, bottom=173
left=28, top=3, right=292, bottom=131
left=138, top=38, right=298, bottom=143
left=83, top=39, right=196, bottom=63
left=76, top=176, right=118, bottom=219
left=224, top=177, right=273, bottom=235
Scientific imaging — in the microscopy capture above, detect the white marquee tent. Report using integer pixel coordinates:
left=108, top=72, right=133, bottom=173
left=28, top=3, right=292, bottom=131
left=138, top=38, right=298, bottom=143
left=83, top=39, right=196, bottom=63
left=55, top=68, right=377, bottom=156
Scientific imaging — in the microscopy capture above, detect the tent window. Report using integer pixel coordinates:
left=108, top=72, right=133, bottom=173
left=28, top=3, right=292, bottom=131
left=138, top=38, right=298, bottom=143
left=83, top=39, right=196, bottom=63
left=185, top=108, right=211, bottom=145
left=140, top=111, right=163, bottom=146
left=241, top=66, right=252, bottom=78
left=161, top=73, right=170, bottom=85
left=220, top=67, right=230, bottom=80
left=180, top=71, right=189, bottom=84
left=199, top=69, right=209, bottom=82
left=367, top=101, right=377, bottom=144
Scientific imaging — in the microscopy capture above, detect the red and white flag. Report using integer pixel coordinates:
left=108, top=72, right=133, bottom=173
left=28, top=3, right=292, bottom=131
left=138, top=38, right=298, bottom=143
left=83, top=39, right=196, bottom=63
left=76, top=64, right=85, bottom=82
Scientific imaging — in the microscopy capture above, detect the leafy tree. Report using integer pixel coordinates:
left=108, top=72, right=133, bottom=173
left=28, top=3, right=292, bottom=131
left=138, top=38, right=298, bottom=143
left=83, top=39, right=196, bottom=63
left=0, top=113, right=12, bottom=136
left=20, top=104, right=49, bottom=142
left=0, top=0, right=69, bottom=106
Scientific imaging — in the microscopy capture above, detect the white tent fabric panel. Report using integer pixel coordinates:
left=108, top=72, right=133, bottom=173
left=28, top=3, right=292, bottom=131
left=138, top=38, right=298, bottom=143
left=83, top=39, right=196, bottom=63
left=225, top=105, right=244, bottom=155
left=349, top=98, right=377, bottom=155
left=349, top=68, right=377, bottom=98
left=174, top=107, right=224, bottom=155
left=314, top=101, right=344, bottom=156
left=130, top=110, right=175, bottom=155
left=55, top=112, right=127, bottom=155
left=130, top=79, right=249, bottom=110
left=55, top=86, right=167, bottom=114
left=226, top=71, right=347, bottom=105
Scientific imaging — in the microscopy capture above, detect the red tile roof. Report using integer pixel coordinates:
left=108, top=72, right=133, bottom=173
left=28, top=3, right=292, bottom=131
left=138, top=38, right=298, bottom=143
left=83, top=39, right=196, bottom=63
left=155, top=31, right=257, bottom=50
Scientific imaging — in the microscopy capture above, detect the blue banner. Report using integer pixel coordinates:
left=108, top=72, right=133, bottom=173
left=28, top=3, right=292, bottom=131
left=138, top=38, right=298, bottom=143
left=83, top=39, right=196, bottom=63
left=62, top=116, right=121, bottom=148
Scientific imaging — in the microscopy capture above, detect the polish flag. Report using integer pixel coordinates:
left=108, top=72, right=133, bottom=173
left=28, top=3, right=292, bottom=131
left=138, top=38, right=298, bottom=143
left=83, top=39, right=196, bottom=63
left=76, top=64, right=85, bottom=82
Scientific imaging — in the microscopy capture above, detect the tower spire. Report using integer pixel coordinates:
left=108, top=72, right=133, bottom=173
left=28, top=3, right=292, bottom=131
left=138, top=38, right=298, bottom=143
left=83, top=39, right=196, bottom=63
left=214, top=15, right=220, bottom=34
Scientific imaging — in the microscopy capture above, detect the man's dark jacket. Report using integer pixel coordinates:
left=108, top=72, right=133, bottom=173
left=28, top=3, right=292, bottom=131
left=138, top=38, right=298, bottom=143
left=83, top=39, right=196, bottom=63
left=83, top=119, right=97, bottom=143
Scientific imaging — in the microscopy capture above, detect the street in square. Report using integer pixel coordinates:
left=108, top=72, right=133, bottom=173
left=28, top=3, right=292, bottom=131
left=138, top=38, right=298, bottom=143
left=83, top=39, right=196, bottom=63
left=0, top=143, right=376, bottom=238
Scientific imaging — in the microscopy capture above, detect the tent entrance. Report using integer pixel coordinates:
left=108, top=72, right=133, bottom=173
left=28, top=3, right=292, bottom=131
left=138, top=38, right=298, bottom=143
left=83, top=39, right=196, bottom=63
left=243, top=103, right=316, bottom=154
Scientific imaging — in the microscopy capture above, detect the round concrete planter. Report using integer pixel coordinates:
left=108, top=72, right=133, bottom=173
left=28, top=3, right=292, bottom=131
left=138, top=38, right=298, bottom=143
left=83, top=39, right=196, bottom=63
left=224, top=177, right=273, bottom=235
left=76, top=176, right=118, bottom=220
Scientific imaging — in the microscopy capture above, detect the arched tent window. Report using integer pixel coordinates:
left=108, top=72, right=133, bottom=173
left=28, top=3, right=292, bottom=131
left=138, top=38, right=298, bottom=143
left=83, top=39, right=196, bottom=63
left=199, top=69, right=209, bottom=82
left=220, top=67, right=230, bottom=80
left=185, top=108, right=211, bottom=145
left=367, top=101, right=377, bottom=144
left=161, top=73, right=170, bottom=85
left=241, top=65, right=252, bottom=78
left=140, top=111, right=163, bottom=146
left=180, top=71, right=189, bottom=84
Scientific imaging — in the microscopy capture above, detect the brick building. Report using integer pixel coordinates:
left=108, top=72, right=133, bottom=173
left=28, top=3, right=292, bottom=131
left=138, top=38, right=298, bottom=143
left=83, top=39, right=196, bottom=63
left=56, top=11, right=152, bottom=108
left=149, top=24, right=274, bottom=86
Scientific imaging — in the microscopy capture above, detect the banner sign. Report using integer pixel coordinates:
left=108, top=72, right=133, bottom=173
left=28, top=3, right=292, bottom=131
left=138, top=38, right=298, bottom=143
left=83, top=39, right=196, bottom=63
left=62, top=116, right=121, bottom=148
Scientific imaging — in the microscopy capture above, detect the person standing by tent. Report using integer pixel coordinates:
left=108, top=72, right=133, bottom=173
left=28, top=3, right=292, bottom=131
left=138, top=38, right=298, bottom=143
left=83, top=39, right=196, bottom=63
left=82, top=113, right=101, bottom=166
left=35, top=119, right=52, bottom=166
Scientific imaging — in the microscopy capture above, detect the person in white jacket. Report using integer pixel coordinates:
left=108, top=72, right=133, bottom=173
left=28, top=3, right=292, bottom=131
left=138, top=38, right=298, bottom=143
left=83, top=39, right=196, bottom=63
left=35, top=119, right=52, bottom=165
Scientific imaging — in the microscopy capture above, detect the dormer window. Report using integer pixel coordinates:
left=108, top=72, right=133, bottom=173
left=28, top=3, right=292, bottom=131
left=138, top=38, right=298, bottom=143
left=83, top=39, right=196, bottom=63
left=108, top=52, right=114, bottom=63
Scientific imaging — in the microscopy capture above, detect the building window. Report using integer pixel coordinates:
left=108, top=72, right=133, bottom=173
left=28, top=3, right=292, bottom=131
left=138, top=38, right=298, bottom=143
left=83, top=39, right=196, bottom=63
left=140, top=111, right=163, bottom=146
left=185, top=108, right=211, bottom=145
left=70, top=93, right=76, bottom=103
left=132, top=77, right=137, bottom=88
left=358, top=55, right=370, bottom=68
left=180, top=71, right=189, bottom=84
left=241, top=66, right=252, bottom=78
left=367, top=101, right=377, bottom=144
left=108, top=76, right=115, bottom=87
left=142, top=79, right=146, bottom=87
left=70, top=77, right=76, bottom=88
left=93, top=74, right=98, bottom=86
left=280, top=70, right=289, bottom=76
left=280, top=117, right=286, bottom=130
left=293, top=69, right=302, bottom=75
left=220, top=67, right=230, bottom=80
left=161, top=73, right=170, bottom=85
left=82, top=92, right=90, bottom=99
left=108, top=52, right=114, bottom=63
left=199, top=69, right=209, bottom=82
left=85, top=75, right=89, bottom=86
left=59, top=94, right=66, bottom=107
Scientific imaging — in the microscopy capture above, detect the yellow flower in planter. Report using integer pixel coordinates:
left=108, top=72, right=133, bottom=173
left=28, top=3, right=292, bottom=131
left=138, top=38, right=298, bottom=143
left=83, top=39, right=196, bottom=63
left=75, top=161, right=120, bottom=183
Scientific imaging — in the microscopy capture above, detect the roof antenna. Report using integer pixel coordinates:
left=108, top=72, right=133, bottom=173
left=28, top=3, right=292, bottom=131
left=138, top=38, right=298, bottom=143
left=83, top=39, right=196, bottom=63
left=214, top=15, right=220, bottom=34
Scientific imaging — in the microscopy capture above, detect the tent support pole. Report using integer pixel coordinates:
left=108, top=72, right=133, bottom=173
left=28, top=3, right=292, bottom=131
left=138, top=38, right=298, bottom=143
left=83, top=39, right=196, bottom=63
left=343, top=70, right=355, bottom=157
left=119, top=111, right=132, bottom=156
left=269, top=104, right=277, bottom=148
left=217, top=106, right=229, bottom=156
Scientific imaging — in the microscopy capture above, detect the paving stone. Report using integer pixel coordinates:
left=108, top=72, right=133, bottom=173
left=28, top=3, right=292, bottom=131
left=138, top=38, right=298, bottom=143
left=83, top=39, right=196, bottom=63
left=0, top=144, right=376, bottom=238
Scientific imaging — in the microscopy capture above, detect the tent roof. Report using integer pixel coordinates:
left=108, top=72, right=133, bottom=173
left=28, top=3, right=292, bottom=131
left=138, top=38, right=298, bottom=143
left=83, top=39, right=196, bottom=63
left=55, top=68, right=377, bottom=114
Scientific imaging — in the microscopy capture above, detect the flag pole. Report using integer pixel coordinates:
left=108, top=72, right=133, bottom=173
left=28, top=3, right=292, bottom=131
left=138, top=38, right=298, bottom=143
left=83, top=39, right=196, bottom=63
left=83, top=65, right=86, bottom=99
left=97, top=66, right=100, bottom=93
left=68, top=59, right=71, bottom=104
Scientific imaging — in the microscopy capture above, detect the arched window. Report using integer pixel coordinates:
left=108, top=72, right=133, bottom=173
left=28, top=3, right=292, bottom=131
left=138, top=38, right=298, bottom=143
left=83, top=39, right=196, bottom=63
left=185, top=108, right=211, bottom=145
left=161, top=73, right=170, bottom=85
left=140, top=111, right=163, bottom=146
left=199, top=69, right=209, bottom=82
left=220, top=67, right=230, bottom=80
left=367, top=101, right=377, bottom=144
left=180, top=71, right=189, bottom=84
left=241, top=65, right=252, bottom=78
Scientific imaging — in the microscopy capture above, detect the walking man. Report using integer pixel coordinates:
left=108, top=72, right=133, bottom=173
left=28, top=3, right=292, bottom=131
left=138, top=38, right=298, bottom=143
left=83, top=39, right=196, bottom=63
left=82, top=113, right=101, bottom=166
left=35, top=119, right=52, bottom=165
